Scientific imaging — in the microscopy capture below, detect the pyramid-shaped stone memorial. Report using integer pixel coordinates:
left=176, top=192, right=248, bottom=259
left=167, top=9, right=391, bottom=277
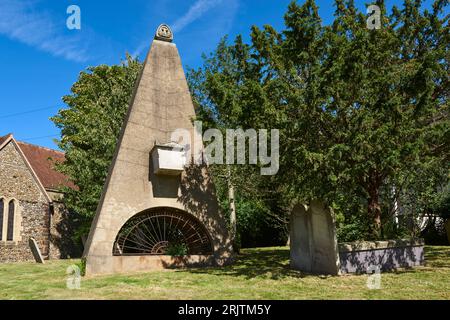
left=83, top=24, right=233, bottom=275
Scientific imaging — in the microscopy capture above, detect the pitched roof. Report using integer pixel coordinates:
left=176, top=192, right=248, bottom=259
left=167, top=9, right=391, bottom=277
left=0, top=134, right=75, bottom=191
left=0, top=133, right=12, bottom=147
left=16, top=141, right=75, bottom=191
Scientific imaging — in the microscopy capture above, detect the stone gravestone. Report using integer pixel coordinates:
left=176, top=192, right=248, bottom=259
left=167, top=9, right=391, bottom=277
left=290, top=200, right=340, bottom=275
left=29, top=237, right=45, bottom=264
left=289, top=204, right=311, bottom=272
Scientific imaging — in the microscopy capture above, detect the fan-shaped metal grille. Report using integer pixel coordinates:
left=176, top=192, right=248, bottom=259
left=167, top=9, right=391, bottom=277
left=113, top=207, right=213, bottom=256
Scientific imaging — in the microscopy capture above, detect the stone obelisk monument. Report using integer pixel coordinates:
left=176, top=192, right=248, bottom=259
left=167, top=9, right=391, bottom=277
left=83, top=24, right=233, bottom=275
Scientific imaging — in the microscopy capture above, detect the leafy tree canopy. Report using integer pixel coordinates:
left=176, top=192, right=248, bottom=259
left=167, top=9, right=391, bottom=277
left=51, top=55, right=142, bottom=236
left=52, top=0, right=449, bottom=244
left=188, top=0, right=449, bottom=237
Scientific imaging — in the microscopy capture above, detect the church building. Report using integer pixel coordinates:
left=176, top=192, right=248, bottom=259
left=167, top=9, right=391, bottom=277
left=0, top=133, right=78, bottom=262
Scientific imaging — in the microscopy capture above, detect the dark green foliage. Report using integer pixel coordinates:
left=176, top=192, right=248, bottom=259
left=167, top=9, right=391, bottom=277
left=189, top=0, right=449, bottom=240
left=166, top=243, right=189, bottom=257
left=433, top=187, right=450, bottom=220
left=51, top=55, right=143, bottom=239
left=336, top=213, right=373, bottom=243
left=209, top=164, right=289, bottom=248
left=52, top=1, right=448, bottom=246
left=76, top=257, right=87, bottom=277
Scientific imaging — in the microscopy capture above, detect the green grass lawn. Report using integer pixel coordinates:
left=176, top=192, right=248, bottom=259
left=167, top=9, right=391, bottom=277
left=0, top=246, right=448, bottom=300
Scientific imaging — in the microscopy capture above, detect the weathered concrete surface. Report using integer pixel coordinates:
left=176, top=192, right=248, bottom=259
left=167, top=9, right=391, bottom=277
left=86, top=255, right=222, bottom=274
left=339, top=239, right=424, bottom=273
left=83, top=28, right=233, bottom=275
left=289, top=204, right=311, bottom=272
left=290, top=200, right=340, bottom=275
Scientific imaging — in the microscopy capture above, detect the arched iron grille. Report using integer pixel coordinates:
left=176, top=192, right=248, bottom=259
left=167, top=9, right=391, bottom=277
left=113, top=207, right=213, bottom=256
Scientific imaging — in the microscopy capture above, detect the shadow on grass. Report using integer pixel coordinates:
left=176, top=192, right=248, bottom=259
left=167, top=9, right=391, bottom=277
left=182, top=247, right=306, bottom=280
left=424, top=246, right=450, bottom=268
left=181, top=246, right=449, bottom=280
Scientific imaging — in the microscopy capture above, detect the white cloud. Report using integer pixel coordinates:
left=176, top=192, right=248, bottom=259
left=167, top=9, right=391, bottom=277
left=131, top=0, right=231, bottom=60
left=171, top=0, right=224, bottom=32
left=0, top=0, right=89, bottom=62
left=127, top=0, right=240, bottom=65
left=131, top=41, right=149, bottom=60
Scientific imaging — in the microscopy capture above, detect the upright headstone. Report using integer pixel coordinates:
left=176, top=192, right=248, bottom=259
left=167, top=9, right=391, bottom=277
left=290, top=204, right=312, bottom=272
left=290, top=200, right=340, bottom=275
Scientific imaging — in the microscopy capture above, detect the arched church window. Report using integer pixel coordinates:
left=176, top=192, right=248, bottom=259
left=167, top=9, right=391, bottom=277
left=0, top=198, right=4, bottom=241
left=6, top=200, right=15, bottom=241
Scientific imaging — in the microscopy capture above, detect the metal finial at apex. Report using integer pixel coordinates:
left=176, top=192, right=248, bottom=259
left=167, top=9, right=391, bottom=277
left=155, top=24, right=173, bottom=42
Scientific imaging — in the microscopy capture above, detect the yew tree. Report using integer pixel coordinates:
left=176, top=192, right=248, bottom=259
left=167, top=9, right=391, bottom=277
left=189, top=0, right=449, bottom=236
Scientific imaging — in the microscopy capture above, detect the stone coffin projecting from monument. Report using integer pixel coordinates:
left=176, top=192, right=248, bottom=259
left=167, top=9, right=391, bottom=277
left=151, top=144, right=186, bottom=175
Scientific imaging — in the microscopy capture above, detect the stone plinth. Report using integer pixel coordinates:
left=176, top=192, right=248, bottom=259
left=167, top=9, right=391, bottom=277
left=339, top=239, right=424, bottom=273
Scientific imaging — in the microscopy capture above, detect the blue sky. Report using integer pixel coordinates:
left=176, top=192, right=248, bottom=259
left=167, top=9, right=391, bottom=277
left=0, top=0, right=441, bottom=149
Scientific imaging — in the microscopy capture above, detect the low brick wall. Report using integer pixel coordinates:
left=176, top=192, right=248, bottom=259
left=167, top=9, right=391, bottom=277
left=338, top=239, right=424, bottom=274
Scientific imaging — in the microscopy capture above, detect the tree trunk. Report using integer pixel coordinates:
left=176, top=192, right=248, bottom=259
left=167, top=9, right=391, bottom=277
left=392, top=185, right=399, bottom=226
left=229, top=182, right=237, bottom=239
left=445, top=219, right=450, bottom=245
left=367, top=173, right=381, bottom=237
left=227, top=167, right=237, bottom=248
left=368, top=194, right=381, bottom=230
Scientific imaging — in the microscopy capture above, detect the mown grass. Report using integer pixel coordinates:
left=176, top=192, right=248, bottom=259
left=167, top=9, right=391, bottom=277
left=0, top=246, right=448, bottom=300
